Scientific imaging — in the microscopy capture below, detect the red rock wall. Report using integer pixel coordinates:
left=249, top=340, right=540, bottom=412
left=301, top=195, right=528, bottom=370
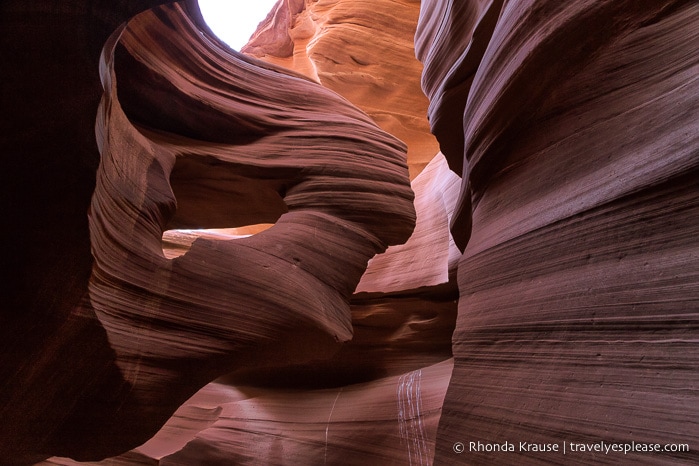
left=2, top=1, right=427, bottom=463
left=6, top=0, right=696, bottom=464
left=118, top=1, right=459, bottom=464
left=416, top=0, right=699, bottom=464
left=1, top=1, right=172, bottom=463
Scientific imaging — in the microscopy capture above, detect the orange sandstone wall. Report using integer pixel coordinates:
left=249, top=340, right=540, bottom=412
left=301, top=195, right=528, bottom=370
left=244, top=0, right=440, bottom=179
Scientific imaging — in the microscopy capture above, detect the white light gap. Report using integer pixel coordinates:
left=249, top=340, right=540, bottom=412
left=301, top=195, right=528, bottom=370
left=198, top=0, right=279, bottom=51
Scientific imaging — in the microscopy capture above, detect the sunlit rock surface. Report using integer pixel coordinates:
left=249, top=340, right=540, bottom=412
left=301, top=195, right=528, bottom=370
left=125, top=1, right=459, bottom=464
left=416, top=0, right=699, bottom=464
left=244, top=0, right=440, bottom=179
left=5, top=0, right=696, bottom=464
left=140, top=359, right=453, bottom=465
left=1, top=0, right=428, bottom=463
left=357, top=152, right=461, bottom=294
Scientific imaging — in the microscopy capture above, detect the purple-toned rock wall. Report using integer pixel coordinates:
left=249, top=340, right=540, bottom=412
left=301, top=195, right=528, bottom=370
left=417, top=0, right=699, bottom=464
left=3, top=0, right=698, bottom=464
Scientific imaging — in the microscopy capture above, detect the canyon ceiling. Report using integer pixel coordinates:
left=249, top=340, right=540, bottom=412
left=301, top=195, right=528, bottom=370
left=1, top=0, right=698, bottom=465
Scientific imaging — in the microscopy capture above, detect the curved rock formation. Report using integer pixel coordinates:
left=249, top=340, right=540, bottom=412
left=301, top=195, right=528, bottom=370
left=244, top=0, right=440, bottom=179
left=416, top=0, right=699, bottom=464
left=94, top=0, right=415, bottom=382
left=6, top=0, right=695, bottom=464
left=141, top=359, right=452, bottom=465
left=2, top=1, right=417, bottom=463
left=357, top=152, right=461, bottom=295
left=114, top=2, right=460, bottom=463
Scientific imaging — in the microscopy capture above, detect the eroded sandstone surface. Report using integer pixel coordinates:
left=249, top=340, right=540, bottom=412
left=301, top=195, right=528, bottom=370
left=416, top=0, right=699, bottom=464
left=2, top=0, right=436, bottom=463
left=3, top=0, right=698, bottom=465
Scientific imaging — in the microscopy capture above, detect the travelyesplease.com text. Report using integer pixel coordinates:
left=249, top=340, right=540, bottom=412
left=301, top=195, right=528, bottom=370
left=453, top=440, right=690, bottom=455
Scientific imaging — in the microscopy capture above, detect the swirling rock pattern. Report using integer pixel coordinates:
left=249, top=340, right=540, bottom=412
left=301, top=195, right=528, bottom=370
left=416, top=0, right=699, bottom=464
left=139, top=360, right=453, bottom=465
left=119, top=1, right=460, bottom=464
left=245, top=0, right=440, bottom=179
left=94, top=1, right=415, bottom=381
left=6, top=0, right=694, bottom=464
left=2, top=0, right=417, bottom=463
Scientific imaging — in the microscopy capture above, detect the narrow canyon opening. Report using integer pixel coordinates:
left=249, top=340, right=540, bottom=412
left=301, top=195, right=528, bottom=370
left=160, top=154, right=290, bottom=259
left=197, top=0, right=280, bottom=51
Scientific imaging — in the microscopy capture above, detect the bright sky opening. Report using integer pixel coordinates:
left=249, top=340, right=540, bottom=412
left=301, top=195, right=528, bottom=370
left=198, top=0, right=279, bottom=50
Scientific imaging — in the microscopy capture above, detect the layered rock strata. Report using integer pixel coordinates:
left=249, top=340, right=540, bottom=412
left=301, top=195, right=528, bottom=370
left=145, top=360, right=452, bottom=464
left=40, top=360, right=453, bottom=465
left=118, top=152, right=460, bottom=464
left=416, top=0, right=699, bottom=464
left=2, top=0, right=420, bottom=463
left=244, top=0, right=440, bottom=179
left=7, top=0, right=694, bottom=464
left=115, top=1, right=461, bottom=463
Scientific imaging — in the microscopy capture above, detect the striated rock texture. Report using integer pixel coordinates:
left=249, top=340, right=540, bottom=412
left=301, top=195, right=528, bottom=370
left=122, top=152, right=459, bottom=464
left=244, top=0, right=440, bottom=179
left=149, top=360, right=452, bottom=465
left=417, top=0, right=699, bottom=464
left=94, top=0, right=416, bottom=389
left=40, top=361, right=453, bottom=466
left=5, top=0, right=695, bottom=464
left=2, top=0, right=421, bottom=463
left=116, top=1, right=461, bottom=464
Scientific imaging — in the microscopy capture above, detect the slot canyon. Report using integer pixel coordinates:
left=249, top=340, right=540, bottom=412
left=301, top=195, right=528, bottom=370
left=1, top=0, right=698, bottom=464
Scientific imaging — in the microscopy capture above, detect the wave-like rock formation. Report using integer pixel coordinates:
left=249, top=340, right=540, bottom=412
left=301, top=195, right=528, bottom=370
left=95, top=0, right=416, bottom=385
left=244, top=0, right=440, bottom=179
left=147, top=360, right=452, bottom=464
left=40, top=361, right=452, bottom=466
left=115, top=1, right=459, bottom=464
left=416, top=0, right=699, bottom=464
left=5, top=0, right=698, bottom=464
left=2, top=0, right=429, bottom=463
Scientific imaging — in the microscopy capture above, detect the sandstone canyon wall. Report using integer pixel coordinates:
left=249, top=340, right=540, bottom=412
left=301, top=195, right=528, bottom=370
left=2, top=0, right=698, bottom=465
left=416, top=0, right=699, bottom=464
left=2, top=0, right=446, bottom=464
